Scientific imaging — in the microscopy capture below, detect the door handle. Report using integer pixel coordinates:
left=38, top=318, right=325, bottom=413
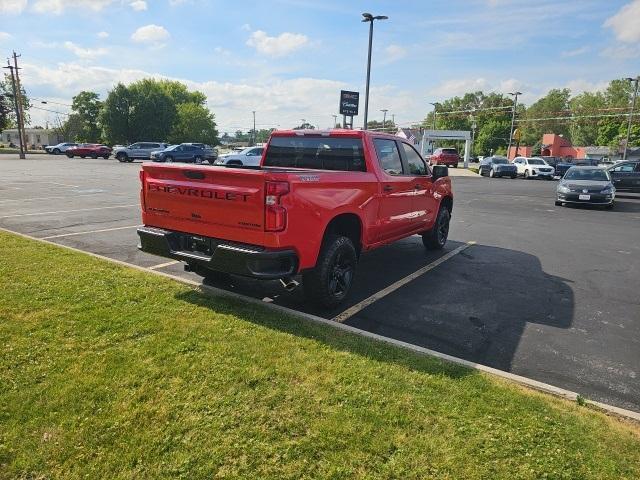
left=414, top=184, right=422, bottom=190
left=383, top=185, right=394, bottom=192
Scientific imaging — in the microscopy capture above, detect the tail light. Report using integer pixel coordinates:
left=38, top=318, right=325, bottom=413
left=139, top=169, right=146, bottom=212
left=265, top=181, right=289, bottom=231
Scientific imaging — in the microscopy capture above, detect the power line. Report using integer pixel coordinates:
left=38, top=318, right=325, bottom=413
left=516, top=112, right=632, bottom=122
left=30, top=105, right=70, bottom=116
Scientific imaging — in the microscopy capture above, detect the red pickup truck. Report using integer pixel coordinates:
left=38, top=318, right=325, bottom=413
left=138, top=129, right=453, bottom=307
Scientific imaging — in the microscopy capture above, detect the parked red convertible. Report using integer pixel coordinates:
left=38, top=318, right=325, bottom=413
left=66, top=144, right=112, bottom=159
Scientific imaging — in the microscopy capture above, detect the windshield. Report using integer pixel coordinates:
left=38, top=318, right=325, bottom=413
left=264, top=136, right=366, bottom=171
left=165, top=145, right=178, bottom=151
left=442, top=149, right=457, bottom=154
left=492, top=158, right=508, bottom=164
left=564, top=169, right=610, bottom=181
left=528, top=159, right=545, bottom=165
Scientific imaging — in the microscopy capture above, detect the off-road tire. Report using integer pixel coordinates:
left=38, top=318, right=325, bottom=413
left=422, top=207, right=450, bottom=250
left=303, top=235, right=357, bottom=309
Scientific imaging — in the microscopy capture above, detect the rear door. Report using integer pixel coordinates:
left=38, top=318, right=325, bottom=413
left=399, top=141, right=437, bottom=229
left=142, top=164, right=266, bottom=240
left=372, top=138, right=419, bottom=242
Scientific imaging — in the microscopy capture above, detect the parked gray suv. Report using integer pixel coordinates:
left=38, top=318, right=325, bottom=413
left=114, top=142, right=167, bottom=163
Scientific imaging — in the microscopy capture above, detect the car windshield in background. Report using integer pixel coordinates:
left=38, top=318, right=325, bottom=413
left=564, top=169, right=610, bottom=181
left=442, top=149, right=457, bottom=154
left=529, top=159, right=545, bottom=165
left=492, top=158, right=508, bottom=164
left=264, top=137, right=366, bottom=171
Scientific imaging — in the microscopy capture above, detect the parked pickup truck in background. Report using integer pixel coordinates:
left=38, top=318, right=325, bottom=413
left=137, top=129, right=454, bottom=308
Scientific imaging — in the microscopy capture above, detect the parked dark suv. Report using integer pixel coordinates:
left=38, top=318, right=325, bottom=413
left=608, top=161, right=640, bottom=191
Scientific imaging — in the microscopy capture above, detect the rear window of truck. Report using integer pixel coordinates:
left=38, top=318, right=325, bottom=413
left=264, top=137, right=366, bottom=171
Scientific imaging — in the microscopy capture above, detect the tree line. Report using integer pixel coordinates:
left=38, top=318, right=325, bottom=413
left=422, top=79, right=638, bottom=156
left=57, top=79, right=219, bottom=146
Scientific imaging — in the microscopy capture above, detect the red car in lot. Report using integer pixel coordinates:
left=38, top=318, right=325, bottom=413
left=137, top=129, right=454, bottom=307
left=66, top=144, right=112, bottom=159
left=430, top=148, right=460, bottom=167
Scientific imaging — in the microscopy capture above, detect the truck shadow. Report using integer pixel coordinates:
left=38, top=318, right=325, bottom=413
left=202, top=238, right=468, bottom=319
left=177, top=241, right=574, bottom=377
left=344, top=244, right=574, bottom=372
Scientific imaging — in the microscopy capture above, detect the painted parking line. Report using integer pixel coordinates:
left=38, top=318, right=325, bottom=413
left=332, top=241, right=476, bottom=324
left=0, top=193, right=126, bottom=205
left=40, top=224, right=142, bottom=240
left=148, top=260, right=180, bottom=270
left=0, top=204, right=138, bottom=219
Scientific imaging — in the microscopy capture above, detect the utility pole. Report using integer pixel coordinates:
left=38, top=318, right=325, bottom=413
left=623, top=76, right=639, bottom=161
left=391, top=113, right=395, bottom=127
left=13, top=52, right=27, bottom=156
left=3, top=59, right=25, bottom=159
left=381, top=109, right=388, bottom=132
left=252, top=110, right=256, bottom=146
left=332, top=114, right=337, bottom=129
left=507, top=91, right=522, bottom=161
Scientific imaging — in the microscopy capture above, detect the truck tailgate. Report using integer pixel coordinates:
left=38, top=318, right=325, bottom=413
left=141, top=163, right=267, bottom=244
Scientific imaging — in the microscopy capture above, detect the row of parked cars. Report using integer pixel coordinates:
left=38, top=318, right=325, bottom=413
left=477, top=154, right=640, bottom=209
left=45, top=141, right=220, bottom=164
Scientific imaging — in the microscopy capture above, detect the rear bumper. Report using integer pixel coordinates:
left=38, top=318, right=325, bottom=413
left=137, top=226, right=298, bottom=279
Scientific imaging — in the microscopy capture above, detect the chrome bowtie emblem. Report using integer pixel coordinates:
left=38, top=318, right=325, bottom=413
left=582, top=189, right=588, bottom=193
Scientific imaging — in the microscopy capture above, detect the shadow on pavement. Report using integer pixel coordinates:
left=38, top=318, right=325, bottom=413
left=203, top=237, right=465, bottom=319
left=344, top=244, right=574, bottom=372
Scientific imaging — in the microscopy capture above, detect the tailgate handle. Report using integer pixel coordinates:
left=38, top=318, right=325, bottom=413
left=184, top=170, right=205, bottom=180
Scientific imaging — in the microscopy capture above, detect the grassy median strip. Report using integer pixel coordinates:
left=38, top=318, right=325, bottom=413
left=0, top=231, right=639, bottom=479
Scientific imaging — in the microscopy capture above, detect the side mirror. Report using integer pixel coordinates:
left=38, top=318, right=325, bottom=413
left=432, top=165, right=448, bottom=180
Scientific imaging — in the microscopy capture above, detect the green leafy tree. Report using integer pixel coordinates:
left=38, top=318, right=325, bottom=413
left=53, top=114, right=83, bottom=142
left=293, top=122, right=315, bottom=130
left=569, top=91, right=606, bottom=146
left=100, top=83, right=132, bottom=145
left=158, top=80, right=207, bottom=107
left=0, top=73, right=30, bottom=130
left=71, top=91, right=102, bottom=143
left=521, top=88, right=571, bottom=145
left=168, top=102, right=218, bottom=145
left=473, top=118, right=511, bottom=156
left=366, top=120, right=397, bottom=133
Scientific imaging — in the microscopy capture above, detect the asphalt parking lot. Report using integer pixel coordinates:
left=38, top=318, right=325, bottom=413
left=1, top=155, right=639, bottom=412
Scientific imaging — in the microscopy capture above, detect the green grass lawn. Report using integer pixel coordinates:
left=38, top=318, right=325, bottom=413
left=1, top=231, right=638, bottom=479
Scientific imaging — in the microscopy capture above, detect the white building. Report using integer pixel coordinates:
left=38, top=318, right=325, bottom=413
left=0, top=128, right=64, bottom=149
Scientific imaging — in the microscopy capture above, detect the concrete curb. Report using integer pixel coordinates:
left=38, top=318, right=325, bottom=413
left=2, top=226, right=639, bottom=423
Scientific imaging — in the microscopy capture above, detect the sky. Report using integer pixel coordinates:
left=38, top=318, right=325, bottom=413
left=0, top=0, right=639, bottom=134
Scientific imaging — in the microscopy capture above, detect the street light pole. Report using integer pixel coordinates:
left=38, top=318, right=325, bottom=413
left=429, top=102, right=438, bottom=130
left=623, top=76, right=639, bottom=161
left=362, top=12, right=388, bottom=130
left=332, top=114, right=337, bottom=129
left=381, top=109, right=388, bottom=132
left=252, top=110, right=256, bottom=146
left=507, top=91, right=522, bottom=160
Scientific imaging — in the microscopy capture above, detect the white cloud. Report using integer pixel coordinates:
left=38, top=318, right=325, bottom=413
left=601, top=44, right=640, bottom=60
left=0, top=0, right=27, bottom=14
left=169, top=0, right=187, bottom=4
left=0, top=32, right=13, bottom=41
left=561, top=46, right=589, bottom=57
left=97, top=31, right=110, bottom=38
left=131, top=24, right=170, bottom=45
left=214, top=46, right=231, bottom=56
left=31, top=0, right=116, bottom=14
left=64, top=41, right=109, bottom=59
left=246, top=30, right=309, bottom=57
left=382, top=44, right=407, bottom=64
left=565, top=79, right=609, bottom=94
left=130, top=0, right=147, bottom=11
left=604, top=0, right=640, bottom=42
left=428, top=78, right=491, bottom=97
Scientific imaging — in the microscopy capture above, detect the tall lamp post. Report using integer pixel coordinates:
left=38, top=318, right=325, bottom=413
left=362, top=12, right=388, bottom=130
left=507, top=91, right=522, bottom=160
left=381, top=109, right=388, bottom=131
left=251, top=110, right=256, bottom=146
left=332, top=114, right=338, bottom=129
left=429, top=102, right=440, bottom=131
left=623, top=76, right=639, bottom=161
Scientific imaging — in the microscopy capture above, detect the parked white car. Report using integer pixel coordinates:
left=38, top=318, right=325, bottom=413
left=45, top=142, right=78, bottom=155
left=513, top=156, right=555, bottom=179
left=213, top=146, right=264, bottom=166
